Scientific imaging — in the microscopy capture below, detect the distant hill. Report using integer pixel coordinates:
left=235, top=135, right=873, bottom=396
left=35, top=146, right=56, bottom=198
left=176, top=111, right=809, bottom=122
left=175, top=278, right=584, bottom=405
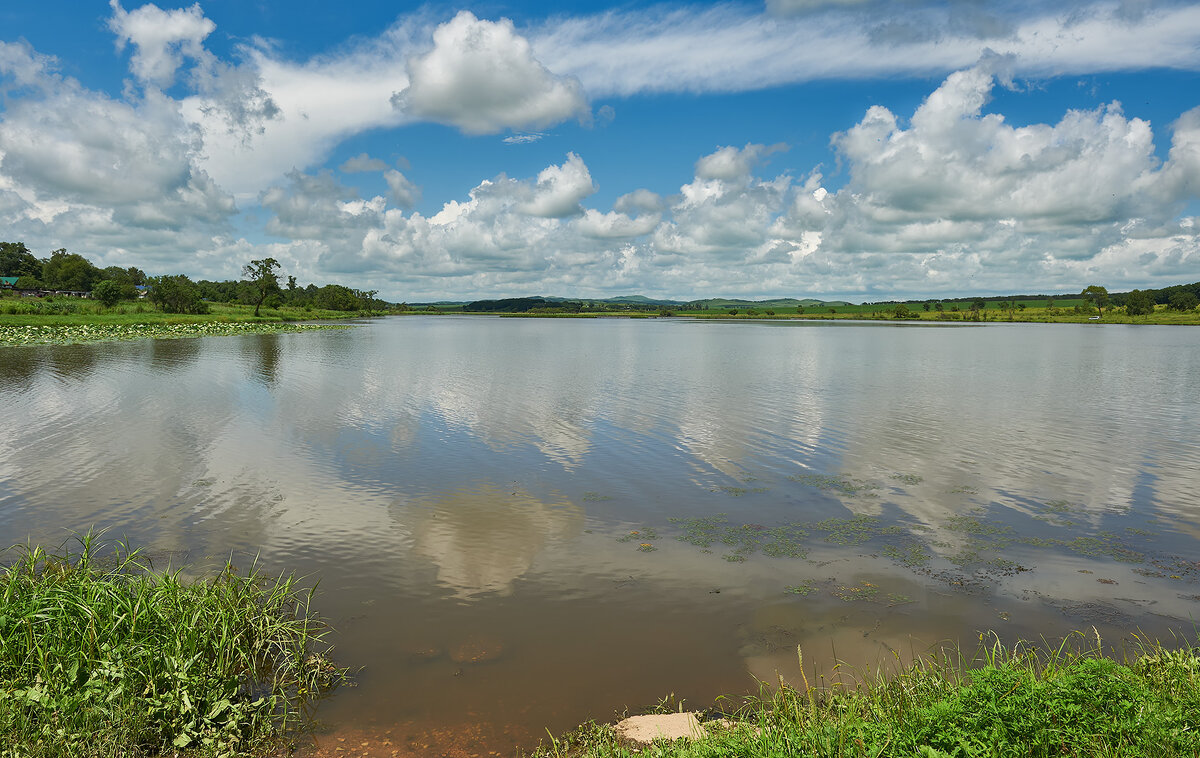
left=544, top=294, right=685, bottom=307
left=686, top=297, right=852, bottom=309
left=413, top=294, right=854, bottom=309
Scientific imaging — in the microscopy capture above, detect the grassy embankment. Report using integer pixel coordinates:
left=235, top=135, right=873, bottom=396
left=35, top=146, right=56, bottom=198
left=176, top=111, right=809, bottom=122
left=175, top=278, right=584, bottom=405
left=0, top=533, right=346, bottom=757
left=428, top=300, right=1200, bottom=324
left=679, top=300, right=1200, bottom=325
left=538, top=631, right=1200, bottom=758
left=0, top=295, right=373, bottom=346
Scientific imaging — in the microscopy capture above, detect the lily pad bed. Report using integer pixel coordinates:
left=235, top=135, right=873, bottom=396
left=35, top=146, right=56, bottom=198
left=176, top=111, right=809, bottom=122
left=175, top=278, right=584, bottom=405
left=0, top=321, right=351, bottom=347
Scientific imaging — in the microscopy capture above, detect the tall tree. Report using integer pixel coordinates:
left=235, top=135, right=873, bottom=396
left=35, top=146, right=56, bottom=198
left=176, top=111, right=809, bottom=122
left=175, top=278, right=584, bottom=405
left=0, top=241, right=42, bottom=279
left=242, top=258, right=281, bottom=317
left=1125, top=289, right=1155, bottom=316
left=1081, top=285, right=1109, bottom=315
left=42, top=249, right=101, bottom=292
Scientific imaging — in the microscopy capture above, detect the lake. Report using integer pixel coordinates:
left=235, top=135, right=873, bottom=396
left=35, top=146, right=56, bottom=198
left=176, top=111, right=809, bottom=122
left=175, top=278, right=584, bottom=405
left=2, top=316, right=1199, bottom=756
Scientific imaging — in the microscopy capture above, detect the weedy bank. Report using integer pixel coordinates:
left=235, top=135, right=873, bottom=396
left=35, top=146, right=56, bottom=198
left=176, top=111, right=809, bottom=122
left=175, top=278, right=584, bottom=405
left=536, top=631, right=1200, bottom=758
left=0, top=532, right=347, bottom=757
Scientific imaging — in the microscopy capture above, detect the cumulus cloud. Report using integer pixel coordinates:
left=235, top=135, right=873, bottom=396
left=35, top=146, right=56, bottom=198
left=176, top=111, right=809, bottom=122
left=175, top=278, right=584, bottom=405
left=384, top=169, right=420, bottom=208
left=250, top=63, right=1200, bottom=301
left=108, top=0, right=215, bottom=88
left=518, top=153, right=595, bottom=217
left=393, top=11, right=589, bottom=135
left=0, top=42, right=237, bottom=274
left=339, top=153, right=389, bottom=173
left=821, top=67, right=1172, bottom=242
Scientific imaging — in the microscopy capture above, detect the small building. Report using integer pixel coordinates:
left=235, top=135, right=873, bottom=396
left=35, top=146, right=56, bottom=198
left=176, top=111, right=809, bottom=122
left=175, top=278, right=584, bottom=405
left=0, top=276, right=18, bottom=290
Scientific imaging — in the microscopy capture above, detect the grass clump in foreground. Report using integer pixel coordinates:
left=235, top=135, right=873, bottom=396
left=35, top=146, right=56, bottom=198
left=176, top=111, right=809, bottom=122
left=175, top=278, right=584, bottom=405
left=0, top=532, right=348, bottom=757
left=536, top=631, right=1200, bottom=758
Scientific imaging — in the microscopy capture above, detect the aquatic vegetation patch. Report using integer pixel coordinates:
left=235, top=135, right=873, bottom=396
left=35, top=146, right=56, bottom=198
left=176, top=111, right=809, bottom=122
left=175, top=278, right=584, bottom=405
left=943, top=515, right=1014, bottom=538
left=787, top=473, right=880, bottom=496
left=1041, top=499, right=1076, bottom=514
left=882, top=543, right=933, bottom=568
left=1064, top=533, right=1144, bottom=563
left=832, top=581, right=880, bottom=602
left=813, top=514, right=906, bottom=546
left=668, top=516, right=809, bottom=560
left=890, top=473, right=924, bottom=485
left=617, top=528, right=659, bottom=543
left=711, top=485, right=769, bottom=497
left=581, top=492, right=613, bottom=502
left=0, top=532, right=347, bottom=758
left=0, top=320, right=350, bottom=347
left=784, top=581, right=818, bottom=596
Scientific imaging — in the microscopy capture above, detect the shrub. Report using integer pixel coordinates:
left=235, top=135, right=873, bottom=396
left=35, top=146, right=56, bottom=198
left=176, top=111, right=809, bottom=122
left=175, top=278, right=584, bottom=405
left=147, top=274, right=209, bottom=314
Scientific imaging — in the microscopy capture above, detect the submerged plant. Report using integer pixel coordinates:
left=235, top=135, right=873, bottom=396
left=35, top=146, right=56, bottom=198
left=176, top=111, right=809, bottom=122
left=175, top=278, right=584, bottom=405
left=0, top=531, right=348, bottom=757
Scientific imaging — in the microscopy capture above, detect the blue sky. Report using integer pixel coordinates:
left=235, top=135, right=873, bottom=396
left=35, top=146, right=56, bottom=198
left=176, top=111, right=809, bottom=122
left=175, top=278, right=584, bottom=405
left=2, top=1, right=1199, bottom=302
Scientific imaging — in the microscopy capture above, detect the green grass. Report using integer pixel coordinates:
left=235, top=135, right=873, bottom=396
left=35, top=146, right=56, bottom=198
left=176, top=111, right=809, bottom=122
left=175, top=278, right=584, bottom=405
left=0, top=532, right=347, bottom=757
left=0, top=297, right=371, bottom=324
left=534, top=632, right=1200, bottom=758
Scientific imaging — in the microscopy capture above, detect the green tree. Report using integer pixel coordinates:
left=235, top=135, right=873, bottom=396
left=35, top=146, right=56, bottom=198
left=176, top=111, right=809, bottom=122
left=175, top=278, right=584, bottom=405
left=242, top=258, right=281, bottom=317
left=101, top=265, right=147, bottom=286
left=1168, top=291, right=1198, bottom=311
left=91, top=279, right=129, bottom=307
left=148, top=275, right=208, bottom=314
left=315, top=284, right=360, bottom=311
left=0, top=241, right=42, bottom=278
left=1125, top=289, right=1155, bottom=316
left=42, top=249, right=101, bottom=292
left=1081, top=285, right=1109, bottom=315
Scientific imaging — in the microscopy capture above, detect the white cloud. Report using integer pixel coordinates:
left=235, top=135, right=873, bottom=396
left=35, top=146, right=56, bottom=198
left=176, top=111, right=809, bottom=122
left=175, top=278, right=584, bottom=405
left=247, top=65, right=1199, bottom=302
left=503, top=133, right=546, bottom=144
left=518, top=152, right=595, bottom=218
left=384, top=169, right=420, bottom=208
left=108, top=0, right=215, bottom=88
left=393, top=11, right=589, bottom=135
left=339, top=153, right=389, bottom=173
left=531, top=2, right=1200, bottom=96
left=0, top=44, right=236, bottom=274
left=3, top=5, right=1199, bottom=301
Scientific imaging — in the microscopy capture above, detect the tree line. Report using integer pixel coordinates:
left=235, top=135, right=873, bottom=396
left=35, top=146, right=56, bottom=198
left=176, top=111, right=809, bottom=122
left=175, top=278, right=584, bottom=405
left=0, top=242, right=393, bottom=315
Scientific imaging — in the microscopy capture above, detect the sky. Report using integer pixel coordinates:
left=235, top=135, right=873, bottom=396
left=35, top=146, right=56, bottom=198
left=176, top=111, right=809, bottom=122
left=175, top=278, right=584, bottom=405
left=1, top=1, right=1199, bottom=302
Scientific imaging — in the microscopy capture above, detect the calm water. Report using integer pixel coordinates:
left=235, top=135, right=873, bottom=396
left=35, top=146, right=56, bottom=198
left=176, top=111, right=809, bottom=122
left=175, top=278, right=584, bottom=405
left=3, top=317, right=1200, bottom=755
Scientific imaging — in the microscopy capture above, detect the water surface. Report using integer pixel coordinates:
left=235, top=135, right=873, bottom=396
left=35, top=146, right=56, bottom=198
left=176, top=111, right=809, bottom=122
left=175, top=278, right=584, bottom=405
left=3, top=317, right=1199, bottom=755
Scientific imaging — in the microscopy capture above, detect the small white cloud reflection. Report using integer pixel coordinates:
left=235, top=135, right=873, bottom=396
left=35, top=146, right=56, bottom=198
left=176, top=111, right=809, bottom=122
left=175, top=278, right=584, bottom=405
left=404, top=483, right=584, bottom=599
